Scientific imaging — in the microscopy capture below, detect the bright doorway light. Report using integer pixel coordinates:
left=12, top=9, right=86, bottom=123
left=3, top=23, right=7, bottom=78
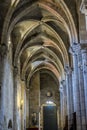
left=46, top=101, right=54, bottom=104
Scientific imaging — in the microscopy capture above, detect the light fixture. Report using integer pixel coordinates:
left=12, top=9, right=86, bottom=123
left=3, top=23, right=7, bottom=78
left=46, top=101, right=54, bottom=104
left=20, top=99, right=23, bottom=110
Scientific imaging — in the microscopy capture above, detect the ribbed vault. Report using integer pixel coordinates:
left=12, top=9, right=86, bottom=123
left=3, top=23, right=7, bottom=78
left=1, top=0, right=78, bottom=90
left=1, top=1, right=87, bottom=130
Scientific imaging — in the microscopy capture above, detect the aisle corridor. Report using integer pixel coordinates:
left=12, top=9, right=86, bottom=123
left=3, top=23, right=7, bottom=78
left=0, top=0, right=87, bottom=130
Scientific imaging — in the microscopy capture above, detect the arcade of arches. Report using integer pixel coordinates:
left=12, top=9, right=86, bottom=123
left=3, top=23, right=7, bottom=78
left=0, top=0, right=87, bottom=130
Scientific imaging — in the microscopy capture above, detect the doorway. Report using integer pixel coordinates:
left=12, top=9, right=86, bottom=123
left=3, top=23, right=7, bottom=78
left=43, top=105, right=58, bottom=130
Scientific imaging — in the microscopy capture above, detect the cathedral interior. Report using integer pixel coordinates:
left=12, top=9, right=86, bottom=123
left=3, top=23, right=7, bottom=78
left=0, top=0, right=87, bottom=130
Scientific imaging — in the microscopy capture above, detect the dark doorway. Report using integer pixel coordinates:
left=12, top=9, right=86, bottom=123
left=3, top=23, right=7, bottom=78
left=43, top=105, right=58, bottom=130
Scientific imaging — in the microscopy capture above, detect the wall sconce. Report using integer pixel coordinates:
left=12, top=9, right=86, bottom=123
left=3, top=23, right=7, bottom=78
left=20, top=99, right=23, bottom=110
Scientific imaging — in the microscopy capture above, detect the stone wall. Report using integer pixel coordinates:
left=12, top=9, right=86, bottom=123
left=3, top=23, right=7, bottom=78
left=40, top=73, right=60, bottom=129
left=0, top=45, right=27, bottom=130
left=40, top=73, right=59, bottom=106
left=29, top=72, right=40, bottom=127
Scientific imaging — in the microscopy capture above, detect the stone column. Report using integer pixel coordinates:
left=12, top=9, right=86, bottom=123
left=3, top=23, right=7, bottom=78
left=13, top=67, right=19, bottom=130
left=70, top=43, right=82, bottom=130
left=69, top=69, right=74, bottom=127
left=81, top=48, right=87, bottom=122
left=26, top=90, right=29, bottom=129
left=65, top=66, right=73, bottom=130
left=59, top=88, right=63, bottom=130
left=21, top=80, right=25, bottom=130
left=0, top=44, right=8, bottom=130
left=78, top=51, right=87, bottom=130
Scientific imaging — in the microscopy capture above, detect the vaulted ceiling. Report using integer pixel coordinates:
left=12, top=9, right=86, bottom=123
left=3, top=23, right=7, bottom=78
left=0, top=0, right=79, bottom=90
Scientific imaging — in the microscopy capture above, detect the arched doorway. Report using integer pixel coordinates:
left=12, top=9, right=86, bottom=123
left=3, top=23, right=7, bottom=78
left=41, top=101, right=58, bottom=130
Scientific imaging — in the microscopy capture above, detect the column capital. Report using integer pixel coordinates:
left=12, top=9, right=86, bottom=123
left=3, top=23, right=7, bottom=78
left=64, top=65, right=72, bottom=75
left=0, top=43, right=8, bottom=57
left=69, top=43, right=81, bottom=55
left=61, top=80, right=66, bottom=86
left=80, top=0, right=87, bottom=15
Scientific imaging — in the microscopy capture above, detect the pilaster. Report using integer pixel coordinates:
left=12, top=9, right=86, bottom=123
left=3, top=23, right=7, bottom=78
left=81, top=46, right=87, bottom=123
left=78, top=51, right=87, bottom=130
